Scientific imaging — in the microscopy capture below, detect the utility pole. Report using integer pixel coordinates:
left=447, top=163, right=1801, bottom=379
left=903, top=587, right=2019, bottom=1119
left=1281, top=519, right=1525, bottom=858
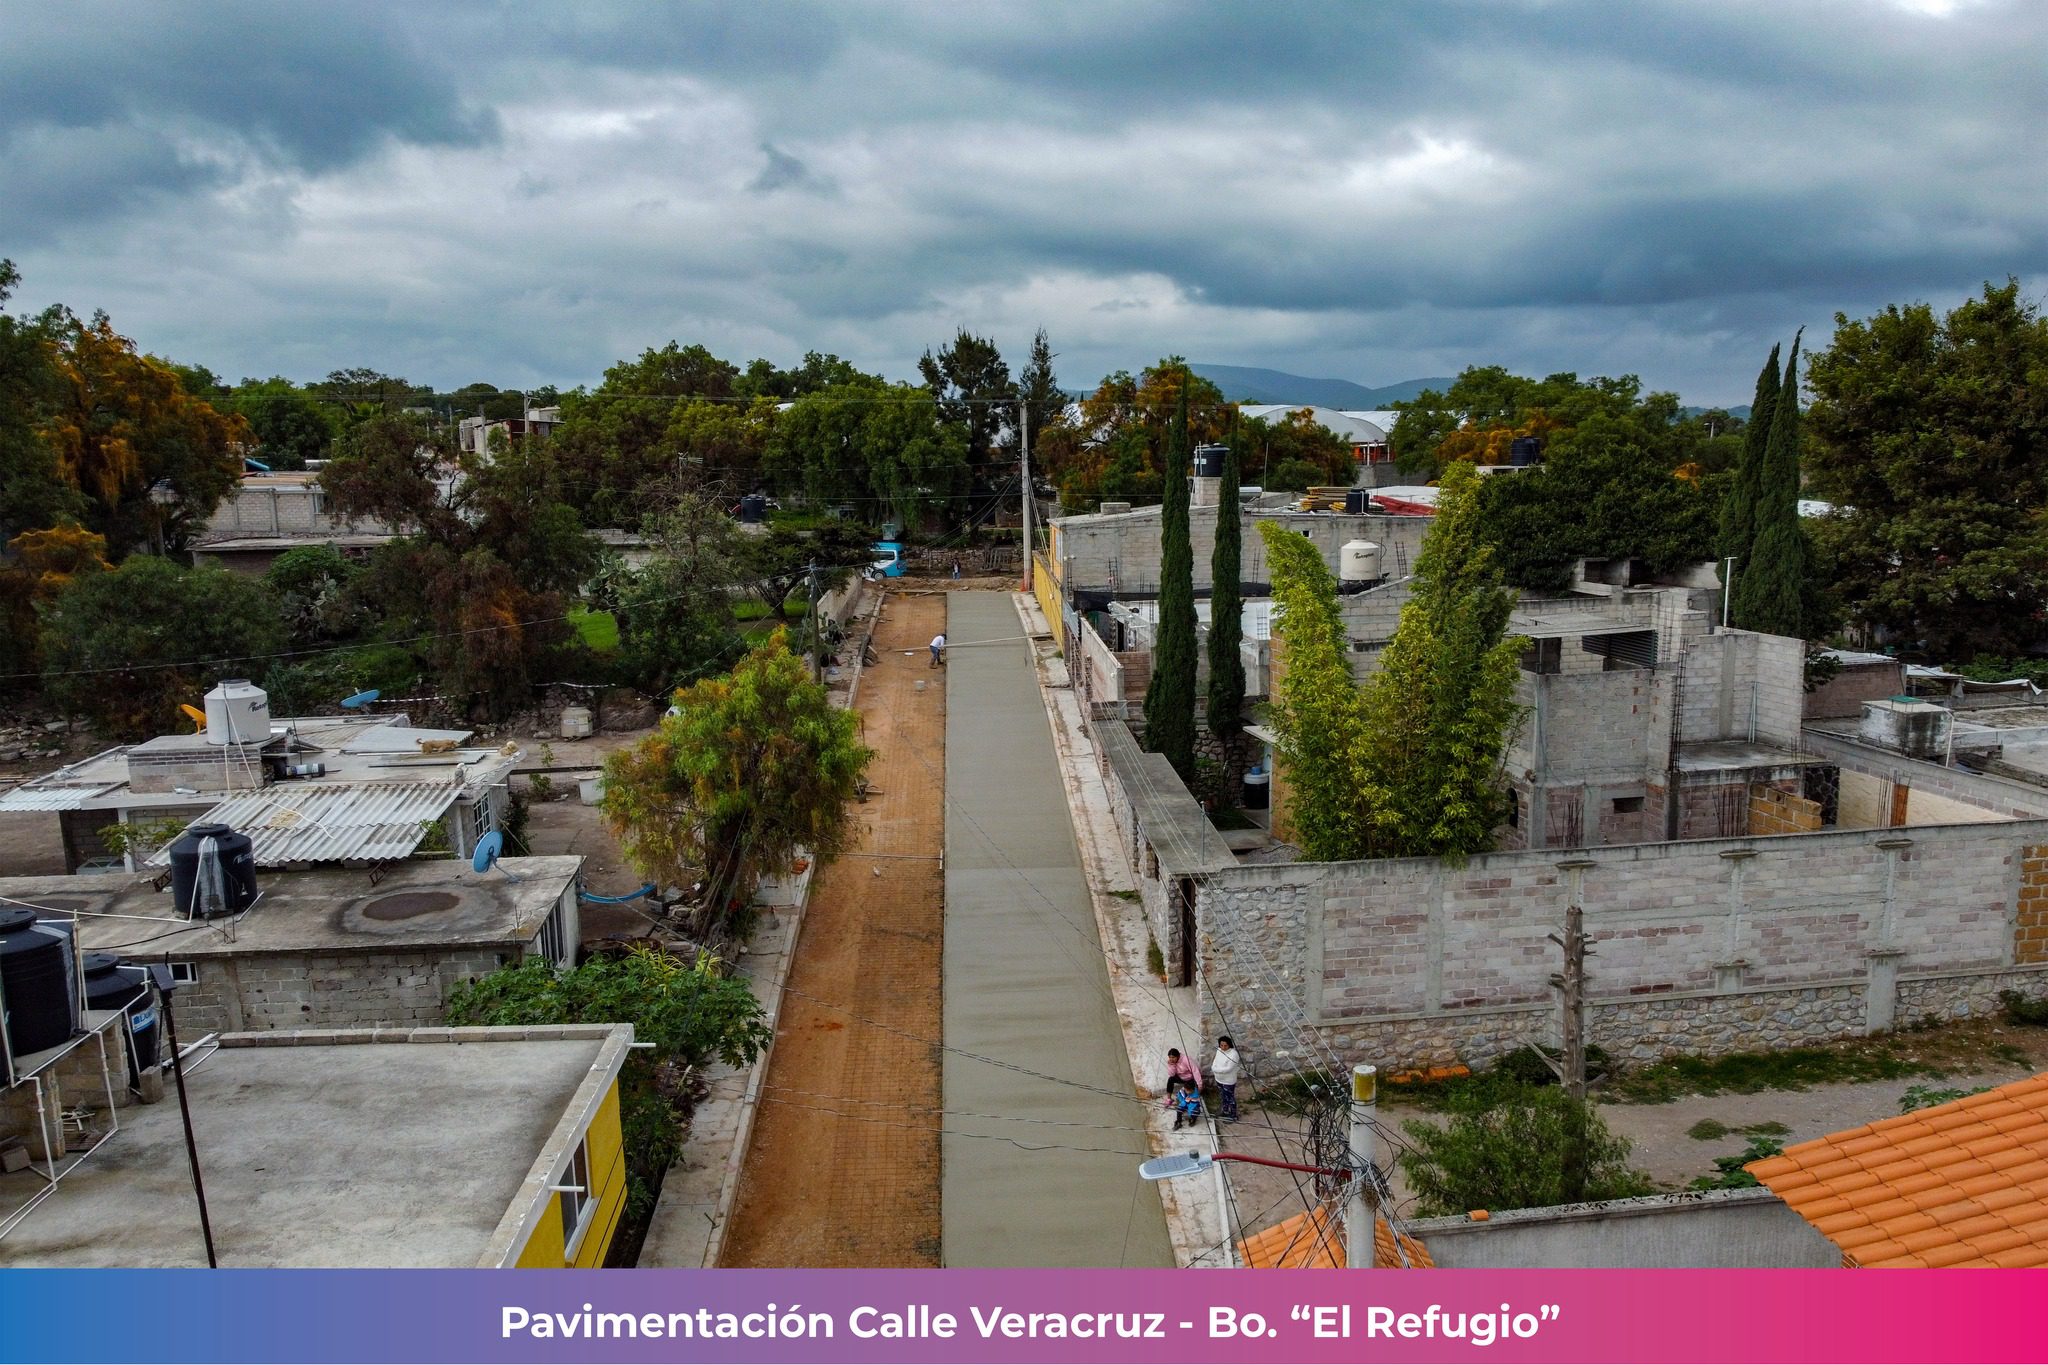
left=805, top=560, right=822, bottom=682
left=1019, top=398, right=1033, bottom=593
left=1345, top=1063, right=1378, bottom=1270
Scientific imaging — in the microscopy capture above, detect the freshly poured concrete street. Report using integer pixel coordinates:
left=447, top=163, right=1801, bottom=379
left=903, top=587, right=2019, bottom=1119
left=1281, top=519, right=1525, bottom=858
left=941, top=592, right=1172, bottom=1267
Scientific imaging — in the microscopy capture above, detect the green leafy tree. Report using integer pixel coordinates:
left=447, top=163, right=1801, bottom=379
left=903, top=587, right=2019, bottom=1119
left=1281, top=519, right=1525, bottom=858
left=39, top=556, right=286, bottom=738
left=600, top=631, right=872, bottom=919
left=1390, top=368, right=1645, bottom=479
left=1017, top=328, right=1065, bottom=460
left=311, top=367, right=425, bottom=412
left=1717, top=345, right=1781, bottom=562
left=733, top=520, right=879, bottom=622
left=1805, top=279, right=2048, bottom=658
left=767, top=381, right=968, bottom=529
left=446, top=949, right=772, bottom=1227
left=263, top=543, right=368, bottom=647
left=1037, top=359, right=1230, bottom=511
left=1205, top=430, right=1246, bottom=738
left=616, top=493, right=746, bottom=693
left=735, top=351, right=876, bottom=400
left=1258, top=521, right=1375, bottom=860
left=1399, top=1083, right=1653, bottom=1215
left=229, top=378, right=340, bottom=470
left=919, top=328, right=1013, bottom=473
left=1241, top=408, right=1354, bottom=489
left=1143, top=379, right=1199, bottom=780
left=1358, top=462, right=1526, bottom=857
left=0, top=261, right=72, bottom=544
left=1731, top=339, right=1808, bottom=637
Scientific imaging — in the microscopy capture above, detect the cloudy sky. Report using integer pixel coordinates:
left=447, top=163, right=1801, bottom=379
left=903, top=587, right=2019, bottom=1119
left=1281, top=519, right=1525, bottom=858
left=5, top=0, right=2044, bottom=404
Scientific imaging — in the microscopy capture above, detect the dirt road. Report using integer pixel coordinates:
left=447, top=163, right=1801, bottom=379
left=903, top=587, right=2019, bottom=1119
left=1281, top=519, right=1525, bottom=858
left=719, top=590, right=947, bottom=1266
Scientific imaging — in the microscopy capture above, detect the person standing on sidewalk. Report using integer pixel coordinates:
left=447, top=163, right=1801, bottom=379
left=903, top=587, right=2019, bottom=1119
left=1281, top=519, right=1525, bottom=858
left=1209, top=1036, right=1241, bottom=1122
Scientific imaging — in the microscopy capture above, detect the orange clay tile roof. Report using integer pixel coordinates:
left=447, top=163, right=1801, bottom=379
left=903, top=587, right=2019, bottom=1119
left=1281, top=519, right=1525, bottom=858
left=1747, top=1072, right=2048, bottom=1268
left=1236, top=1205, right=1433, bottom=1268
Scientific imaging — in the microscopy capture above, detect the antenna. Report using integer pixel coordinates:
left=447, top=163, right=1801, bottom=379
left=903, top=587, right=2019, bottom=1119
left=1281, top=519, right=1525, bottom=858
left=340, top=688, right=381, bottom=710
left=470, top=830, right=524, bottom=881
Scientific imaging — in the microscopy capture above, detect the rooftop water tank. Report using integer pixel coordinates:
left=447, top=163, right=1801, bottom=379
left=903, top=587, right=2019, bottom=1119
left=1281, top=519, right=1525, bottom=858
left=82, top=952, right=160, bottom=1083
left=1191, top=444, right=1227, bottom=478
left=1, top=908, right=80, bottom=1059
left=167, top=823, right=260, bottom=920
left=1509, top=435, right=1543, bottom=466
left=203, top=679, right=271, bottom=746
left=1340, top=539, right=1383, bottom=586
left=1344, top=488, right=1372, bottom=515
left=738, top=493, right=768, bottom=524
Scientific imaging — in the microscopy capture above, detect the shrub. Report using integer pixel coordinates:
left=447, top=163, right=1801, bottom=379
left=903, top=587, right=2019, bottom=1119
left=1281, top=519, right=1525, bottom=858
left=1398, top=1082, right=1653, bottom=1216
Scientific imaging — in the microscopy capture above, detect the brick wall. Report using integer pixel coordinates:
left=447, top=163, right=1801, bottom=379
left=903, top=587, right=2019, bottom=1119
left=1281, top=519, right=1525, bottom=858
left=1197, top=819, right=2048, bottom=1070
left=1748, top=784, right=1823, bottom=836
left=2019, top=845, right=2048, bottom=966
left=168, top=947, right=521, bottom=1035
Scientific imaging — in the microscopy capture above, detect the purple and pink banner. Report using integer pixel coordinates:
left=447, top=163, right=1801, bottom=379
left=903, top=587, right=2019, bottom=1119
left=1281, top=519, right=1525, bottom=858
left=1, top=1267, right=2041, bottom=1363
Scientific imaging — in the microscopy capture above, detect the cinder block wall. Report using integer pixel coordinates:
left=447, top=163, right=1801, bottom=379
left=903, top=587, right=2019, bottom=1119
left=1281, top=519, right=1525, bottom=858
left=1197, top=820, right=2048, bottom=1070
left=167, top=947, right=520, bottom=1035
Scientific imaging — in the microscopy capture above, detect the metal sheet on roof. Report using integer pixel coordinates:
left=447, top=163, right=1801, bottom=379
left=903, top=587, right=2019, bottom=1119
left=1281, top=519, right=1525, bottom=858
left=147, top=782, right=461, bottom=866
left=0, top=781, right=118, bottom=812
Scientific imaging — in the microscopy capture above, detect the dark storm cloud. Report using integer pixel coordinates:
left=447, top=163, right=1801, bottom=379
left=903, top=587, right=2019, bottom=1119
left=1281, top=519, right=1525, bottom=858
left=5, top=1, right=2045, bottom=403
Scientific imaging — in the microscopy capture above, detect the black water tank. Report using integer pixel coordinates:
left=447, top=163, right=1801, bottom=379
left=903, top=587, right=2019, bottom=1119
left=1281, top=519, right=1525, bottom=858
left=167, top=823, right=259, bottom=920
left=82, top=952, right=160, bottom=1080
left=1, top=907, right=78, bottom=1058
left=1345, top=488, right=1372, bottom=515
left=739, top=493, right=768, bottom=524
left=1509, top=435, right=1543, bottom=466
left=1191, top=444, right=1227, bottom=478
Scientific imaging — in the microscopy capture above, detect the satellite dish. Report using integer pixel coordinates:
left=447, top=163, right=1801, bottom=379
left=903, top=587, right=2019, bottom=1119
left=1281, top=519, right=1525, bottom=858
left=470, top=830, right=505, bottom=874
left=340, top=688, right=381, bottom=709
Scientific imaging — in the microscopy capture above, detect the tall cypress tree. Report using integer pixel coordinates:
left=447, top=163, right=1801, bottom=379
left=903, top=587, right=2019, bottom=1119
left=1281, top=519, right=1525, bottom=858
left=1205, top=428, right=1246, bottom=739
left=1733, top=335, right=1808, bottom=638
left=1144, top=375, right=1198, bottom=779
left=1717, top=343, right=1780, bottom=563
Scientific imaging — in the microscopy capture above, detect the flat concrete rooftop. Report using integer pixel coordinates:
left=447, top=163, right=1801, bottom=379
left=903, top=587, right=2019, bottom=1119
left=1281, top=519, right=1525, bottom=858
left=2, top=856, right=579, bottom=958
left=1674, top=740, right=1820, bottom=774
left=0, top=1027, right=622, bottom=1267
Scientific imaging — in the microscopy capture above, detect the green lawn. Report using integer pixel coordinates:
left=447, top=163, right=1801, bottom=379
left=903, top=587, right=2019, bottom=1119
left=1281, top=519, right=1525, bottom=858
left=570, top=607, right=619, bottom=651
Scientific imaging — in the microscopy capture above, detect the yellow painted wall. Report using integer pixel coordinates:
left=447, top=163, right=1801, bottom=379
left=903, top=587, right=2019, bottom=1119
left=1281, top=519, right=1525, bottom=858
left=1836, top=769, right=2012, bottom=830
left=514, top=1081, right=628, bottom=1268
left=1033, top=552, right=1063, bottom=635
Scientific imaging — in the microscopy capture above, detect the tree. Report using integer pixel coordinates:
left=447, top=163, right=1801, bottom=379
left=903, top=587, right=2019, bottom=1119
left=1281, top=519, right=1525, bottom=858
left=1398, top=1082, right=1652, bottom=1216
left=1258, top=521, right=1375, bottom=859
left=1, top=523, right=108, bottom=682
left=1241, top=408, right=1354, bottom=489
left=616, top=493, right=747, bottom=693
left=1143, top=378, right=1199, bottom=780
left=229, top=378, right=339, bottom=469
left=1389, top=368, right=1647, bottom=480
left=39, top=311, right=248, bottom=554
left=1358, top=462, right=1526, bottom=857
left=1037, top=359, right=1230, bottom=511
left=919, top=329, right=1013, bottom=470
left=263, top=544, right=368, bottom=648
left=1805, top=279, right=2048, bottom=658
left=600, top=631, right=873, bottom=920
left=1205, top=428, right=1246, bottom=738
left=733, top=519, right=879, bottom=622
left=39, top=557, right=286, bottom=738
left=312, top=368, right=424, bottom=412
left=0, top=262, right=71, bottom=541
left=1716, top=345, right=1781, bottom=562
left=1731, top=339, right=1808, bottom=638
left=1017, top=328, right=1065, bottom=458
left=737, top=351, right=877, bottom=400
left=446, top=948, right=772, bottom=1228
left=766, top=381, right=969, bottom=528
left=1473, top=414, right=1722, bottom=591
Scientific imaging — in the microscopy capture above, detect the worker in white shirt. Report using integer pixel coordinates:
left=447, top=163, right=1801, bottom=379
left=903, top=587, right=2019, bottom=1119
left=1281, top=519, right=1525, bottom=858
left=929, top=633, right=946, bottom=667
left=1209, top=1035, right=1241, bottom=1122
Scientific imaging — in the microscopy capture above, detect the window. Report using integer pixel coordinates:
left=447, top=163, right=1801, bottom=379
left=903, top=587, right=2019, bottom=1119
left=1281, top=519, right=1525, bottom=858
left=167, top=961, right=199, bottom=986
left=536, top=899, right=570, bottom=967
left=557, top=1140, right=597, bottom=1258
left=1507, top=792, right=1522, bottom=829
left=1612, top=795, right=1644, bottom=814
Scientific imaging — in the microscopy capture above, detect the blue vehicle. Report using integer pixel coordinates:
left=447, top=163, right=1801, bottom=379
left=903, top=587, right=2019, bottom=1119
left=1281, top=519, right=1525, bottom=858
left=870, top=541, right=906, bottom=578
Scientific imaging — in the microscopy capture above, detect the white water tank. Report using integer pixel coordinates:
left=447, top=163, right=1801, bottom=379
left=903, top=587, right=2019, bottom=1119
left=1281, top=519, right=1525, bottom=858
left=1340, top=539, right=1383, bottom=585
left=203, top=679, right=272, bottom=746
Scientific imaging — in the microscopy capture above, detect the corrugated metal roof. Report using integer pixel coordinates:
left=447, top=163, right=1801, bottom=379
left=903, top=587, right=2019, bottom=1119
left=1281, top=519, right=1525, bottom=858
left=147, top=782, right=462, bottom=866
left=0, top=781, right=119, bottom=812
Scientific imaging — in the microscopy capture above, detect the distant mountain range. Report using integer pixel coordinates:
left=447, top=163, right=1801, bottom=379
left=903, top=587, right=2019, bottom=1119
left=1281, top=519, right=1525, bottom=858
left=1187, top=364, right=1452, bottom=409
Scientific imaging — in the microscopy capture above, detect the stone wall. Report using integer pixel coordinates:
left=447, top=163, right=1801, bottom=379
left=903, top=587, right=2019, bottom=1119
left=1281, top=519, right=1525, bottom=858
left=167, top=946, right=519, bottom=1035
left=1196, top=819, right=2048, bottom=1070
